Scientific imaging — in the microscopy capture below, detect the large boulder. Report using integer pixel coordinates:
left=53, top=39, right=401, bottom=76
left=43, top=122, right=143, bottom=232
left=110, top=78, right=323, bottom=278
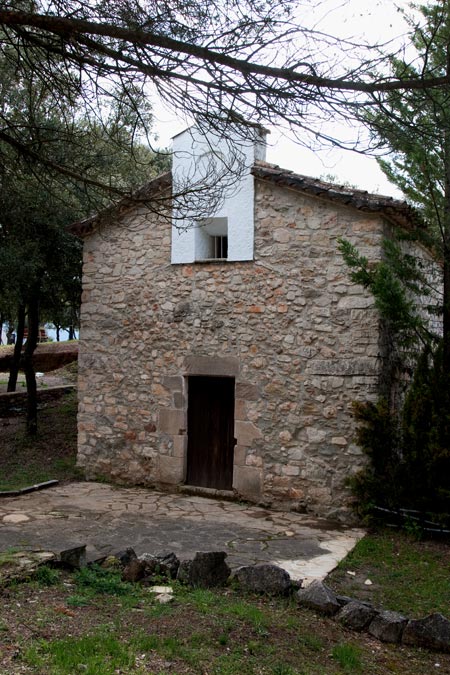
left=368, top=610, right=408, bottom=644
left=296, top=580, right=341, bottom=616
left=233, top=564, right=292, bottom=595
left=402, top=613, right=450, bottom=652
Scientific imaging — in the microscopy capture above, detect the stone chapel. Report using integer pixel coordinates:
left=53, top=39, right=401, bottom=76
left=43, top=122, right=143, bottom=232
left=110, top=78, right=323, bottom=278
left=70, top=123, right=427, bottom=522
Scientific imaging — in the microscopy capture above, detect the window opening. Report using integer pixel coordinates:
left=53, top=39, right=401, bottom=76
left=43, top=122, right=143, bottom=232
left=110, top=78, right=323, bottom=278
left=212, top=235, right=228, bottom=259
left=195, top=217, right=228, bottom=261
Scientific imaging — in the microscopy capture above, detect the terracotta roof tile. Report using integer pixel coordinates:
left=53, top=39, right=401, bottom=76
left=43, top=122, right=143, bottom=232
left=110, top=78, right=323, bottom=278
left=68, top=162, right=424, bottom=237
left=251, top=161, right=425, bottom=231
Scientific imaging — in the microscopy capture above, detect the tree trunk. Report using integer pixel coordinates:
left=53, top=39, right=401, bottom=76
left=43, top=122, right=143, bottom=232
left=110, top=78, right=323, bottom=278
left=68, top=324, right=75, bottom=340
left=56, top=325, right=60, bottom=342
left=7, top=305, right=25, bottom=392
left=442, top=38, right=450, bottom=444
left=23, top=293, right=40, bottom=436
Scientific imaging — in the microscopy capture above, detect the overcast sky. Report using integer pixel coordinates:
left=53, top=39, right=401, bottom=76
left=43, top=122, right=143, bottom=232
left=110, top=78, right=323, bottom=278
left=152, top=0, right=415, bottom=198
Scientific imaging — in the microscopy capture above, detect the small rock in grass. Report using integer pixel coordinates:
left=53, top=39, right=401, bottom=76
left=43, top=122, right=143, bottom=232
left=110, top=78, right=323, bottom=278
left=122, top=559, right=146, bottom=582
left=296, top=580, right=340, bottom=616
left=114, top=548, right=137, bottom=567
left=59, top=545, right=87, bottom=570
left=189, top=552, right=230, bottom=588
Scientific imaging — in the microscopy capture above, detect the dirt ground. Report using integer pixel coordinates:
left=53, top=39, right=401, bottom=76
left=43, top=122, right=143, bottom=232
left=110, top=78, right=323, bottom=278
left=0, top=362, right=77, bottom=394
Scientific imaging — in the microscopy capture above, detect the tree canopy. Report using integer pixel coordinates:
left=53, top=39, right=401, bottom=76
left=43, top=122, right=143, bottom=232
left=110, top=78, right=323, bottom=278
left=2, top=0, right=450, bottom=181
left=364, top=0, right=450, bottom=371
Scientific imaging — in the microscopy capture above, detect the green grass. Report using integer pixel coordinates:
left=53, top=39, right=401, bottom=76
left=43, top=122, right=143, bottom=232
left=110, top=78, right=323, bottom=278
left=327, top=530, right=450, bottom=617
left=74, top=564, right=135, bottom=597
left=34, top=565, right=61, bottom=587
left=5, top=571, right=447, bottom=675
left=332, top=643, right=363, bottom=672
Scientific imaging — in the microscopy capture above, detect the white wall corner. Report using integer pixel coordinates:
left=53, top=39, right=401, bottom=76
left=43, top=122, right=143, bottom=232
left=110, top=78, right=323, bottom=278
left=171, top=123, right=265, bottom=264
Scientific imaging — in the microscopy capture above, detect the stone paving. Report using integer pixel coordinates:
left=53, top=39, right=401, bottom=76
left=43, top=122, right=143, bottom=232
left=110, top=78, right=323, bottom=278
left=0, top=482, right=365, bottom=584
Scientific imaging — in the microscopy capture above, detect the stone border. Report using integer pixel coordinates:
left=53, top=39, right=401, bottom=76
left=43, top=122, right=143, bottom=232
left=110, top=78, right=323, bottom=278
left=0, top=479, right=59, bottom=498
left=2, top=545, right=449, bottom=653
left=297, top=580, right=450, bottom=653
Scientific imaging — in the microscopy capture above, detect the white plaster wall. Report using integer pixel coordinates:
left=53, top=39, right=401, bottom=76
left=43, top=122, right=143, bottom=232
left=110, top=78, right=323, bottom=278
left=171, top=124, right=267, bottom=264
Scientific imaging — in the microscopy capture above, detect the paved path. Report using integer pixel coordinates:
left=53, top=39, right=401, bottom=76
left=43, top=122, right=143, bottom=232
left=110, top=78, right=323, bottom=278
left=0, top=482, right=364, bottom=584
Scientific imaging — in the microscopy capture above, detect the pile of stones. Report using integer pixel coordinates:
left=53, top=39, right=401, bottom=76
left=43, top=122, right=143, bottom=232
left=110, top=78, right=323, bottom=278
left=3, top=545, right=449, bottom=654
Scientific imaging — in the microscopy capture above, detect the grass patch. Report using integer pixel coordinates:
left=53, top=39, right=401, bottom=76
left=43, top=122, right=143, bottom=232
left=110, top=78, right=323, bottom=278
left=26, top=631, right=138, bottom=675
left=34, top=565, right=61, bottom=587
left=66, top=595, right=91, bottom=608
left=74, top=564, right=135, bottom=597
left=332, top=643, right=363, bottom=672
left=327, top=530, right=450, bottom=617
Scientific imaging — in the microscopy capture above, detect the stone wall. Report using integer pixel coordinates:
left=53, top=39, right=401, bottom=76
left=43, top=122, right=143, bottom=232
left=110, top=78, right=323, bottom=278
left=77, top=179, right=385, bottom=521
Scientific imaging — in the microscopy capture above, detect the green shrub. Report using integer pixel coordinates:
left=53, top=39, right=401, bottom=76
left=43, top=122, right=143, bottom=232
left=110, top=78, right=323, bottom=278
left=74, top=564, right=134, bottom=596
left=350, top=344, right=450, bottom=526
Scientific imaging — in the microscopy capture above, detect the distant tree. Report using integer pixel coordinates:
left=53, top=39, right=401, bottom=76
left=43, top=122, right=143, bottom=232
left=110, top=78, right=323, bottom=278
left=0, top=50, right=167, bottom=433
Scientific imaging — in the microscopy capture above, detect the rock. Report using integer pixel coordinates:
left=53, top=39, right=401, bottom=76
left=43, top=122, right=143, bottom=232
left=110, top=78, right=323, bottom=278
left=176, top=559, right=193, bottom=584
left=138, top=552, right=180, bottom=580
left=233, top=564, right=291, bottom=595
left=336, top=594, right=353, bottom=607
left=368, top=610, right=408, bottom=643
left=122, top=559, right=146, bottom=582
left=156, top=593, right=174, bottom=604
left=297, top=580, right=341, bottom=616
left=58, top=545, right=87, bottom=570
left=189, top=552, right=230, bottom=588
left=148, top=585, right=173, bottom=595
left=3, top=513, right=30, bottom=524
left=402, top=613, right=450, bottom=653
left=336, top=600, right=378, bottom=632
left=114, top=548, right=137, bottom=566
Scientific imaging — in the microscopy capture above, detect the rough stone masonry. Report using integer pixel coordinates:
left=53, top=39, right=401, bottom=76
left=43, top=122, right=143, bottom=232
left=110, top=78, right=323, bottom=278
left=73, top=164, right=428, bottom=522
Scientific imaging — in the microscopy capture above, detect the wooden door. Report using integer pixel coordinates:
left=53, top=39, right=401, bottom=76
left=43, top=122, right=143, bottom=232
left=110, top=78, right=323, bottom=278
left=186, top=376, right=235, bottom=490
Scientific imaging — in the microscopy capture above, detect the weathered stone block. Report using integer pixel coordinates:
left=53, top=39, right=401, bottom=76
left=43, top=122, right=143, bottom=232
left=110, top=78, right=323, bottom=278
left=368, top=610, right=408, bottom=643
left=402, top=613, right=450, bottom=652
left=159, top=455, right=185, bottom=484
left=189, top=552, right=231, bottom=588
left=184, top=356, right=239, bottom=376
left=158, top=409, right=186, bottom=434
left=233, top=464, right=262, bottom=497
left=163, top=376, right=183, bottom=391
left=235, top=420, right=262, bottom=447
left=58, top=545, right=87, bottom=570
left=336, top=601, right=378, bottom=632
left=235, top=382, right=260, bottom=400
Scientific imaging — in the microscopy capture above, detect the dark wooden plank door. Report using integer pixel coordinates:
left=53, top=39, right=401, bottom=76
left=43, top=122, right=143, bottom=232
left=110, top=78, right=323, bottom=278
left=186, top=376, right=235, bottom=490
